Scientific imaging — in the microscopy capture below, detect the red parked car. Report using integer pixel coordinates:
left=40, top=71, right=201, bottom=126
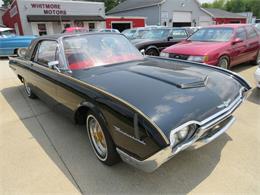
left=62, top=27, right=89, bottom=33
left=160, top=24, right=260, bottom=69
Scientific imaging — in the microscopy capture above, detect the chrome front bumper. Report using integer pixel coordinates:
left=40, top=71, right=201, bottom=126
left=116, top=116, right=236, bottom=172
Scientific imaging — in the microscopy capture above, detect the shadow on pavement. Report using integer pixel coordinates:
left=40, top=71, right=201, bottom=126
left=231, top=63, right=254, bottom=73
left=0, top=57, right=9, bottom=61
left=1, top=85, right=232, bottom=194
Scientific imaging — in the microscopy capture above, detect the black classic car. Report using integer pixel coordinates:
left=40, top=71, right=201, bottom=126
left=132, top=27, right=192, bottom=56
left=9, top=33, right=250, bottom=172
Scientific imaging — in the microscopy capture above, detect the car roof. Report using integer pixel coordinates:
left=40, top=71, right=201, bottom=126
left=33, top=32, right=122, bottom=41
left=0, top=27, right=14, bottom=32
left=203, top=24, right=250, bottom=29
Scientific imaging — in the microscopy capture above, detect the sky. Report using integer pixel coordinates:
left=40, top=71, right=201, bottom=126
left=1, top=0, right=215, bottom=7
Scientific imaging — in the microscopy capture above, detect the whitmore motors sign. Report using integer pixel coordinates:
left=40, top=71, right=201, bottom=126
left=30, top=3, right=67, bottom=15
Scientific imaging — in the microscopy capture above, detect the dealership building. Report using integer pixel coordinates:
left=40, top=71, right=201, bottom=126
left=2, top=0, right=106, bottom=35
left=107, top=0, right=247, bottom=27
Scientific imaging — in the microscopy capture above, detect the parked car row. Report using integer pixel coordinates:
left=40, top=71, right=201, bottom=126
left=122, top=24, right=260, bottom=87
left=62, top=27, right=120, bottom=34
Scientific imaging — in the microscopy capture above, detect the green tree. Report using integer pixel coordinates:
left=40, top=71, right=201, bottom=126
left=80, top=0, right=122, bottom=12
left=104, top=0, right=121, bottom=12
left=225, top=0, right=246, bottom=12
left=202, top=0, right=226, bottom=9
left=202, top=0, right=260, bottom=18
left=2, top=0, right=12, bottom=6
left=201, top=3, right=211, bottom=8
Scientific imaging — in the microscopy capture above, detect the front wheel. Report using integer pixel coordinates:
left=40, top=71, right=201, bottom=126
left=145, top=48, right=159, bottom=56
left=218, top=56, right=230, bottom=69
left=86, top=111, right=120, bottom=166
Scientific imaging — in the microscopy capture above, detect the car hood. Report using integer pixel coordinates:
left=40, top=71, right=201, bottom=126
left=73, top=58, right=248, bottom=137
left=163, top=41, right=229, bottom=55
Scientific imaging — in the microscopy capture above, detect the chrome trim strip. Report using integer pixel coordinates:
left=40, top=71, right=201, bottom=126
left=173, top=116, right=235, bottom=154
left=117, top=116, right=236, bottom=172
left=190, top=117, right=236, bottom=150
left=114, top=125, right=146, bottom=145
left=9, top=57, right=169, bottom=144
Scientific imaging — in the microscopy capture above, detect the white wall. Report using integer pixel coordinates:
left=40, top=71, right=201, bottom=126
left=161, top=0, right=213, bottom=27
left=17, top=0, right=105, bottom=35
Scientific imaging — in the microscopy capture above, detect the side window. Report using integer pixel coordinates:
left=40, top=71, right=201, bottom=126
left=236, top=28, right=246, bottom=40
left=34, top=41, right=59, bottom=66
left=171, top=29, right=188, bottom=39
left=246, top=26, right=257, bottom=39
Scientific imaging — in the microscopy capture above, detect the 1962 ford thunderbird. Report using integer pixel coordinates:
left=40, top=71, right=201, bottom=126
left=9, top=33, right=251, bottom=172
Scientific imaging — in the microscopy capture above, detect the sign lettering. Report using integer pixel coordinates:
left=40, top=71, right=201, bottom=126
left=30, top=3, right=67, bottom=15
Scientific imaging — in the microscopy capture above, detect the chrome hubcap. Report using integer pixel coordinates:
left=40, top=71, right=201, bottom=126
left=220, top=59, right=228, bottom=69
left=88, top=115, right=107, bottom=159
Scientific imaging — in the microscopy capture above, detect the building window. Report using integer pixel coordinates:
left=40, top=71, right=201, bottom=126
left=88, top=23, right=95, bottom=31
left=37, top=24, right=47, bottom=36
left=64, top=23, right=71, bottom=29
left=74, top=21, right=84, bottom=27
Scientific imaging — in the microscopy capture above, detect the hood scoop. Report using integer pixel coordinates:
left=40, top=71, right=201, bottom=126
left=129, top=66, right=208, bottom=89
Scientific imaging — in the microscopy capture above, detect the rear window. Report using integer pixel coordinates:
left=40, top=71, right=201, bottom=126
left=171, top=29, right=187, bottom=39
left=246, top=26, right=257, bottom=38
left=236, top=28, right=247, bottom=40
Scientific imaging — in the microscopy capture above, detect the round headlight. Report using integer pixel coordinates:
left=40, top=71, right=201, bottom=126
left=177, top=126, right=189, bottom=140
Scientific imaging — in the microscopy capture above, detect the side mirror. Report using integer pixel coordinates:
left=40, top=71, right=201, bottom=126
left=167, top=36, right=173, bottom=41
left=48, top=61, right=60, bottom=72
left=232, top=38, right=243, bottom=45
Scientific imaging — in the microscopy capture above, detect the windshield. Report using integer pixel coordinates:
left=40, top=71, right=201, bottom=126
left=135, top=29, right=150, bottom=39
left=0, top=29, right=16, bottom=37
left=142, top=29, right=170, bottom=39
left=188, top=28, right=234, bottom=42
left=122, top=29, right=136, bottom=39
left=63, top=34, right=143, bottom=70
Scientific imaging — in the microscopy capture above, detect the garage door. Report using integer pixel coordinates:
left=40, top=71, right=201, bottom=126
left=173, top=11, right=191, bottom=23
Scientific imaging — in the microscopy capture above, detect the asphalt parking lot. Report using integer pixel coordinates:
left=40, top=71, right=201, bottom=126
left=0, top=58, right=260, bottom=194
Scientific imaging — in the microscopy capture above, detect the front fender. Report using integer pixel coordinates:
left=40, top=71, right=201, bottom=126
left=74, top=100, right=108, bottom=126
